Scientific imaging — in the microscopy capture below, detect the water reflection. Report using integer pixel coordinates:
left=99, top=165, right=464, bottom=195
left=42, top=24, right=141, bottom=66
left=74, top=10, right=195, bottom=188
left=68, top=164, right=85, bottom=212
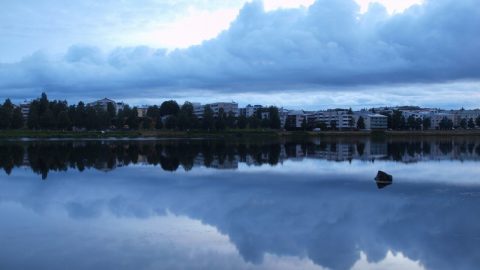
left=0, top=138, right=480, bottom=270
left=1, top=137, right=480, bottom=179
left=0, top=163, right=479, bottom=270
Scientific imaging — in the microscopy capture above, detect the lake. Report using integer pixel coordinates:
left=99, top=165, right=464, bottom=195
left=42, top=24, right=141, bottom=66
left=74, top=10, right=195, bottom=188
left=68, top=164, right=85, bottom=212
left=0, top=137, right=479, bottom=270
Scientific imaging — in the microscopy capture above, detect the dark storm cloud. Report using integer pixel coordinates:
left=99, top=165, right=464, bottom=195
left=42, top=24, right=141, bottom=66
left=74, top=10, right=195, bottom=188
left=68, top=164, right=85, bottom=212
left=0, top=0, right=479, bottom=99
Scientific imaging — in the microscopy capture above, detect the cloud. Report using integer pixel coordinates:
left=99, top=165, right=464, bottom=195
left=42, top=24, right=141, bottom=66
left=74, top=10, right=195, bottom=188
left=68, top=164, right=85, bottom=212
left=1, top=164, right=479, bottom=270
left=0, top=0, right=479, bottom=103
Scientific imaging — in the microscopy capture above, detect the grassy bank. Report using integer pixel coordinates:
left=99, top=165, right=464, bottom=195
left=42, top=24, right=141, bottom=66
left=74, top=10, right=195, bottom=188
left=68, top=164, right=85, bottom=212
left=1, top=129, right=480, bottom=139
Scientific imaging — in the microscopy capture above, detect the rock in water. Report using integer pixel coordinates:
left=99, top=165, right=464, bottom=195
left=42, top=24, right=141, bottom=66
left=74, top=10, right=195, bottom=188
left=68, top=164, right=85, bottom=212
left=375, top=170, right=393, bottom=189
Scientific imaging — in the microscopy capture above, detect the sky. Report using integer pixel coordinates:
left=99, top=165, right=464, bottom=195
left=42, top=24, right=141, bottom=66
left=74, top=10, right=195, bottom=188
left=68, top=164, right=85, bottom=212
left=0, top=0, right=479, bottom=109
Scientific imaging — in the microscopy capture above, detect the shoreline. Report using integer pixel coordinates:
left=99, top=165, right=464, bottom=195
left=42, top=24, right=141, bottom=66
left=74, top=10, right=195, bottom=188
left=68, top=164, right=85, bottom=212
left=1, top=129, right=480, bottom=139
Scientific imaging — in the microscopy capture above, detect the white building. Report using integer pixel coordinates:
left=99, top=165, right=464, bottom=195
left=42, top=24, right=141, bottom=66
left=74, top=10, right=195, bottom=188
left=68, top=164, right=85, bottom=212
left=453, top=110, right=480, bottom=127
left=19, top=101, right=31, bottom=119
left=240, top=105, right=263, bottom=118
left=285, top=110, right=306, bottom=129
left=309, top=110, right=354, bottom=129
left=353, top=112, right=388, bottom=130
left=208, top=102, right=239, bottom=117
left=279, top=108, right=289, bottom=129
left=365, top=114, right=388, bottom=130
left=87, top=98, right=125, bottom=114
left=137, top=107, right=148, bottom=118
left=192, top=103, right=204, bottom=118
left=428, top=112, right=455, bottom=129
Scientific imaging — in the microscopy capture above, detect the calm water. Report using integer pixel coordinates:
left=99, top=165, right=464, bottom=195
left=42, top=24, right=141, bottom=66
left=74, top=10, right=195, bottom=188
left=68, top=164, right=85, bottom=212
left=0, top=137, right=479, bottom=270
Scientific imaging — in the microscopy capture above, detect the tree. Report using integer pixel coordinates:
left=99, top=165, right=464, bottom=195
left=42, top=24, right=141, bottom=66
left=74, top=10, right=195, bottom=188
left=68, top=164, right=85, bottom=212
left=202, top=105, right=215, bottom=130
left=27, top=102, right=40, bottom=129
left=468, top=118, right=475, bottom=129
left=11, top=107, right=24, bottom=129
left=330, top=120, right=337, bottom=130
left=155, top=118, right=163, bottom=129
left=226, top=111, right=236, bottom=129
left=391, top=110, right=406, bottom=130
left=357, top=116, right=365, bottom=130
left=215, top=108, right=226, bottom=130
left=248, top=116, right=260, bottom=129
left=57, top=111, right=71, bottom=130
left=439, top=117, right=453, bottom=130
left=317, top=121, right=327, bottom=131
left=301, top=118, right=307, bottom=130
left=177, top=102, right=196, bottom=130
left=268, top=106, right=281, bottom=129
left=159, top=100, right=180, bottom=116
left=422, top=117, right=431, bottom=130
left=407, top=115, right=421, bottom=130
left=237, top=115, right=247, bottom=129
left=142, top=117, right=152, bottom=129
left=460, top=118, right=467, bottom=129
left=39, top=108, right=54, bottom=129
left=126, top=106, right=140, bottom=129
left=0, top=99, right=13, bottom=129
left=107, top=102, right=116, bottom=118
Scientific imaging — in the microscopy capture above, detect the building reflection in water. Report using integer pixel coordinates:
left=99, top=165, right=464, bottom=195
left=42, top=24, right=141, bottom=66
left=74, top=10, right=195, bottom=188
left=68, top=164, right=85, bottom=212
left=0, top=137, right=480, bottom=179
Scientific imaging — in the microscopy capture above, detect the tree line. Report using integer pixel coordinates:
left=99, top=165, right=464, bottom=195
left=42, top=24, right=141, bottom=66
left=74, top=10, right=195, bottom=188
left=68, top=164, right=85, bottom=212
left=0, top=93, right=282, bottom=131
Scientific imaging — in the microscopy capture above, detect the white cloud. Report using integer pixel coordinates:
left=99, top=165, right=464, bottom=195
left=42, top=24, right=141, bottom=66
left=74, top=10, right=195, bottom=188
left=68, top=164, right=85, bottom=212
left=0, top=0, right=479, bottom=108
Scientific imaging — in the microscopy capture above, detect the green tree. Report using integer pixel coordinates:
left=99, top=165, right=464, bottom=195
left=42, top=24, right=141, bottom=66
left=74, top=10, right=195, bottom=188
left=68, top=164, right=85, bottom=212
left=142, top=117, right=153, bottom=129
left=301, top=118, right=308, bottom=130
left=39, top=108, right=54, bottom=129
left=357, top=116, right=365, bottom=129
left=422, top=117, right=431, bottom=130
left=237, top=115, right=247, bottom=129
left=468, top=118, right=475, bottom=129
left=226, top=111, right=236, bottom=129
left=476, top=116, right=480, bottom=128
left=330, top=120, right=337, bottom=130
left=107, top=103, right=116, bottom=118
left=159, top=100, right=180, bottom=116
left=57, top=111, right=71, bottom=130
left=268, top=106, right=281, bottom=129
left=0, top=99, right=14, bottom=129
left=215, top=108, right=227, bottom=130
left=11, top=107, right=24, bottom=129
left=391, top=110, right=406, bottom=130
left=177, top=102, right=196, bottom=130
left=155, top=118, right=163, bottom=129
left=439, top=117, right=453, bottom=130
left=202, top=105, right=215, bottom=130
left=126, top=106, right=140, bottom=129
left=164, top=115, right=177, bottom=129
left=460, top=118, right=467, bottom=129
left=27, top=102, right=40, bottom=129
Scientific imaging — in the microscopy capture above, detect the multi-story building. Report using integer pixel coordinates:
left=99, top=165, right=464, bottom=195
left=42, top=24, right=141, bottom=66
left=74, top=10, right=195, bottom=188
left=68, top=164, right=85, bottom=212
left=137, top=107, right=148, bottom=118
left=428, top=112, right=455, bottom=129
left=192, top=103, right=204, bottom=118
left=279, top=108, right=289, bottom=129
left=240, top=105, right=263, bottom=118
left=208, top=102, right=239, bottom=117
left=285, top=110, right=306, bottom=129
left=87, top=98, right=125, bottom=114
left=353, top=112, right=388, bottom=130
left=309, top=110, right=354, bottom=129
left=365, top=114, right=388, bottom=130
left=19, top=101, right=31, bottom=119
left=453, top=109, right=480, bottom=127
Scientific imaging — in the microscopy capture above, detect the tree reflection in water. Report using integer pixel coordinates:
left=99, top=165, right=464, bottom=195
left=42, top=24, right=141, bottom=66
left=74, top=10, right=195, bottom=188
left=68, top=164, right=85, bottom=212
left=0, top=137, right=480, bottom=179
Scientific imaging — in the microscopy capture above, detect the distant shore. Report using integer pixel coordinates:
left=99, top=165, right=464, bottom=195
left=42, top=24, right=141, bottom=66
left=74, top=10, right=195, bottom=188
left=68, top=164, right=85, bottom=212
left=1, top=129, right=480, bottom=139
